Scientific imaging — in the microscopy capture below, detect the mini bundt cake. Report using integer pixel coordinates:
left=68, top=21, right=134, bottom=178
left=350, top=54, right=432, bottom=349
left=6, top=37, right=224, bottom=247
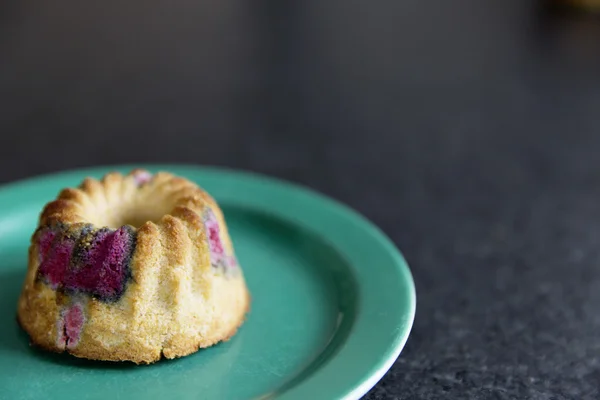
left=17, top=169, right=250, bottom=364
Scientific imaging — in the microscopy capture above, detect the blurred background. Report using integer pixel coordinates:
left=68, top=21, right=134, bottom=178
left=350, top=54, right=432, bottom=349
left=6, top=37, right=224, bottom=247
left=2, top=0, right=600, bottom=398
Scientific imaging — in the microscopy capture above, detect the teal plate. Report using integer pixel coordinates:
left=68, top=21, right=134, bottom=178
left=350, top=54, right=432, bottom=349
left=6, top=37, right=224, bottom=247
left=0, top=165, right=415, bottom=400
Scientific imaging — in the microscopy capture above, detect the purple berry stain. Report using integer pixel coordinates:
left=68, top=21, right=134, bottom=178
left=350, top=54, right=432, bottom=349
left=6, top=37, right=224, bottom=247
left=38, top=228, right=57, bottom=261
left=37, top=225, right=136, bottom=302
left=56, top=302, right=85, bottom=349
left=133, top=170, right=152, bottom=186
left=64, top=226, right=133, bottom=300
left=38, top=230, right=75, bottom=289
left=204, top=208, right=238, bottom=273
left=204, top=209, right=225, bottom=266
left=225, top=255, right=238, bottom=268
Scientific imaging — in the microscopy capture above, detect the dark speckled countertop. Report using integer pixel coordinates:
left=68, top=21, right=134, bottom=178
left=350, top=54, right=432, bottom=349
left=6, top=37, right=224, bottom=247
left=2, top=0, right=600, bottom=398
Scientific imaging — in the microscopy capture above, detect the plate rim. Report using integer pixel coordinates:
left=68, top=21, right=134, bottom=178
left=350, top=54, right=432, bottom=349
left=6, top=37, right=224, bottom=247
left=0, top=163, right=416, bottom=400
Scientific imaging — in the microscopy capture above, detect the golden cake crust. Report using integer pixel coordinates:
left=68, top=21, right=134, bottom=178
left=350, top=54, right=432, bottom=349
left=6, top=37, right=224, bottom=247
left=17, top=169, right=250, bottom=364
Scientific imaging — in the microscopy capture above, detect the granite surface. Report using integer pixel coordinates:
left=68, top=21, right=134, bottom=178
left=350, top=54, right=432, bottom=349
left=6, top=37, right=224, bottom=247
left=2, top=0, right=600, bottom=398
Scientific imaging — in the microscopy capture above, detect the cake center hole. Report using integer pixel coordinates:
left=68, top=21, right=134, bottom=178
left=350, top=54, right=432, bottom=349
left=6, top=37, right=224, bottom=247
left=108, top=193, right=175, bottom=229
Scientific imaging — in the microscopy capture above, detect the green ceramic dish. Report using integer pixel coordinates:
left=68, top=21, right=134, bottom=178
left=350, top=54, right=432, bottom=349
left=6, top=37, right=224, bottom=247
left=0, top=165, right=415, bottom=400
